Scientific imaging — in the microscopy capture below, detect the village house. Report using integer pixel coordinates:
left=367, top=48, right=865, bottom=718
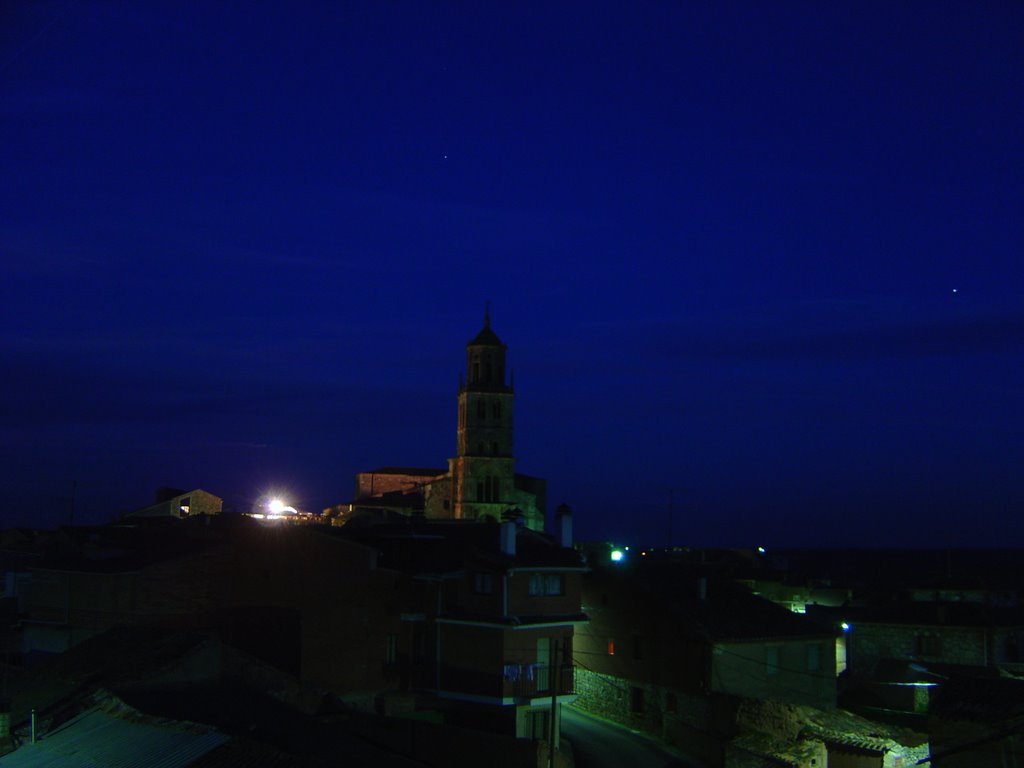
left=573, top=554, right=857, bottom=767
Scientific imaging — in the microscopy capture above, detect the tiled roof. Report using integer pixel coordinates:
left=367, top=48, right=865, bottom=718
left=810, top=601, right=1024, bottom=629
left=603, top=562, right=833, bottom=642
left=2, top=701, right=228, bottom=768
left=363, top=467, right=447, bottom=477
left=332, top=520, right=583, bottom=574
left=930, top=675, right=1024, bottom=722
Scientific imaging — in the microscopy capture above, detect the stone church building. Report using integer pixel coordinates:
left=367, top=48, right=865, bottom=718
left=326, top=313, right=546, bottom=531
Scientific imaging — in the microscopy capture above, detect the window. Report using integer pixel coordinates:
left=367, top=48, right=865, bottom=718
left=630, top=686, right=645, bottom=713
left=473, top=572, right=493, bottom=594
left=766, top=646, right=780, bottom=676
left=807, top=643, right=820, bottom=672
left=528, top=573, right=564, bottom=597
left=536, top=637, right=551, bottom=691
left=179, top=496, right=191, bottom=517
left=493, top=401, right=501, bottom=419
left=1007, top=635, right=1021, bottom=662
left=526, top=710, right=548, bottom=740
left=476, top=480, right=485, bottom=501
left=607, top=639, right=615, bottom=656
left=485, top=362, right=492, bottom=382
left=477, top=399, right=486, bottom=418
left=917, top=634, right=943, bottom=657
left=491, top=441, right=498, bottom=456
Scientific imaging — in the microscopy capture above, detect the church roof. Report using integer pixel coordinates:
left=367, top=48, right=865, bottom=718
left=467, top=308, right=504, bottom=347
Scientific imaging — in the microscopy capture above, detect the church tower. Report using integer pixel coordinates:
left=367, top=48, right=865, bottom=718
left=449, top=308, right=516, bottom=523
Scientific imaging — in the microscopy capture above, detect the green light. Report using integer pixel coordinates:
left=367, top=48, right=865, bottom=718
left=841, top=621, right=850, bottom=632
left=610, top=550, right=624, bottom=562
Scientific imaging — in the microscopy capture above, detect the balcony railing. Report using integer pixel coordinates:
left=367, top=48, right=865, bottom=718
left=503, top=663, right=574, bottom=699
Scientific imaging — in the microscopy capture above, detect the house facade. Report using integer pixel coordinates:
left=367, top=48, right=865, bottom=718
left=573, top=560, right=838, bottom=767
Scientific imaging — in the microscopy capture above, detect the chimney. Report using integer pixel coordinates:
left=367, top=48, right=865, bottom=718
left=500, top=521, right=516, bottom=557
left=554, top=503, right=573, bottom=549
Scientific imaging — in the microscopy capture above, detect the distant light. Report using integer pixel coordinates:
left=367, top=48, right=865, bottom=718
left=952, top=288, right=958, bottom=293
left=757, top=546, right=766, bottom=554
left=610, top=550, right=624, bottom=562
left=624, top=546, right=630, bottom=551
left=841, top=621, right=850, bottom=632
left=269, top=498, right=285, bottom=514
left=641, top=551, right=647, bottom=556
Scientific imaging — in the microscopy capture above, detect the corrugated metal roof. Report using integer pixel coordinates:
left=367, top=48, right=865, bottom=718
left=0, top=706, right=229, bottom=768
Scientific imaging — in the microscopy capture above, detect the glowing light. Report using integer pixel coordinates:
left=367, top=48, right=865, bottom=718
left=757, top=546, right=766, bottom=554
left=610, top=550, right=624, bottom=562
left=269, top=498, right=285, bottom=514
left=841, top=621, right=850, bottom=632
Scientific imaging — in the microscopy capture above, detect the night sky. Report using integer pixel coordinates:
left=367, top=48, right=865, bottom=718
left=2, top=2, right=1022, bottom=547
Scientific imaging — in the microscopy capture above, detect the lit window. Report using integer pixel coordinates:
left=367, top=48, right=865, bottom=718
left=607, top=639, right=615, bottom=656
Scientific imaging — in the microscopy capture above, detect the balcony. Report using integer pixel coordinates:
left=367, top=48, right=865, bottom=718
left=504, top=663, right=575, bottom=700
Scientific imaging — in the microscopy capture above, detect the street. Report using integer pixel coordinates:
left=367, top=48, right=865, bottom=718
left=561, top=706, right=700, bottom=768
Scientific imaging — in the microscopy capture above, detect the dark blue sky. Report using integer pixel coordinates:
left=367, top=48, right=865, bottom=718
left=2, top=1, right=1022, bottom=546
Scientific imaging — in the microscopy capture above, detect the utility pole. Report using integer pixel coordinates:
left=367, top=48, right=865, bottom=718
left=548, top=637, right=559, bottom=768
left=667, top=488, right=673, bottom=547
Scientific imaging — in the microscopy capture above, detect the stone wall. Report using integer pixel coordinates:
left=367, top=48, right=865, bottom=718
left=574, top=667, right=719, bottom=764
left=850, top=623, right=988, bottom=668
